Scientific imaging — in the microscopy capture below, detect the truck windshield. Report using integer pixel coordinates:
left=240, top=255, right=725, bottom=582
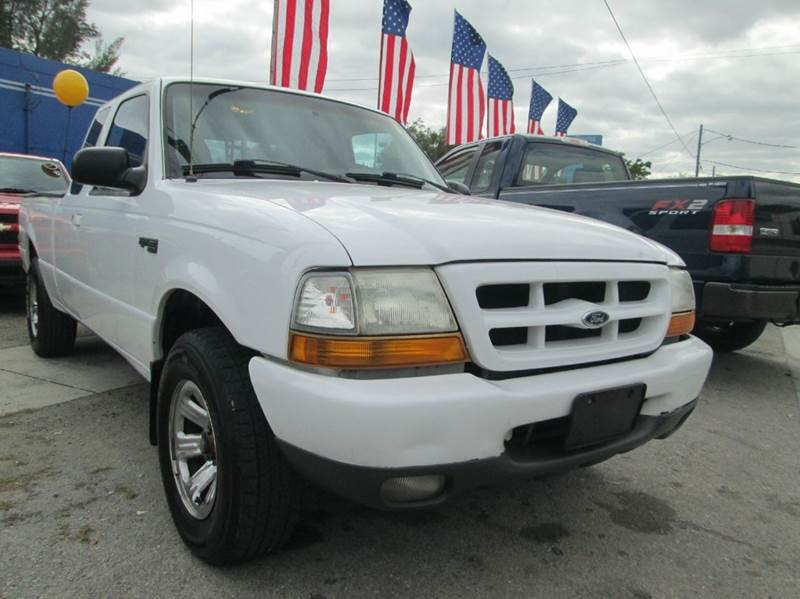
left=515, top=143, right=628, bottom=186
left=0, top=156, right=68, bottom=194
left=163, top=83, right=446, bottom=188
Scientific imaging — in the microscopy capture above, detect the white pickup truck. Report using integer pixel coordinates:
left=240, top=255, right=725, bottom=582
left=19, top=78, right=712, bottom=565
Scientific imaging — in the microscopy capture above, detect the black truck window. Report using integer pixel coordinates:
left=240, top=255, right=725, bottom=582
left=84, top=107, right=110, bottom=148
left=106, top=95, right=149, bottom=167
left=71, top=106, right=112, bottom=194
left=470, top=141, right=503, bottom=193
left=438, top=146, right=478, bottom=186
left=515, top=143, right=627, bottom=186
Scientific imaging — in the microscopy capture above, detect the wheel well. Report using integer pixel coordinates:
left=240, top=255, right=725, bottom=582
left=159, top=290, right=224, bottom=358
left=150, top=290, right=225, bottom=446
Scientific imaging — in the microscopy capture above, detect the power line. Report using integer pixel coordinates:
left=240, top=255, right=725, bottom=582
left=324, top=44, right=800, bottom=83
left=507, top=48, right=800, bottom=75
left=636, top=130, right=699, bottom=158
left=602, top=0, right=695, bottom=161
left=703, top=128, right=798, bottom=149
left=326, top=61, right=627, bottom=93
left=326, top=45, right=800, bottom=90
left=325, top=59, right=628, bottom=84
left=701, top=159, right=800, bottom=176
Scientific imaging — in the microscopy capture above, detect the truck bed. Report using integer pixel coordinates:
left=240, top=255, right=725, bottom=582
left=498, top=175, right=800, bottom=286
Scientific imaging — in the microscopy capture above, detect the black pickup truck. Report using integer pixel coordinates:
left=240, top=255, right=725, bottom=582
left=435, top=134, right=800, bottom=352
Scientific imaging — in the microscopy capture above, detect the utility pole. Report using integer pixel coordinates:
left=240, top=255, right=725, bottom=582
left=694, top=123, right=703, bottom=177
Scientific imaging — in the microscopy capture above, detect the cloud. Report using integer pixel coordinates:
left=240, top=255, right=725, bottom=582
left=88, top=0, right=800, bottom=180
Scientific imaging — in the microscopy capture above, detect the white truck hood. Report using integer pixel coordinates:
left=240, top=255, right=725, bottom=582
left=189, top=180, right=673, bottom=266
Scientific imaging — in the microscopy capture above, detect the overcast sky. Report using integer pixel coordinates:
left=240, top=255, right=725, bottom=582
left=88, top=0, right=800, bottom=180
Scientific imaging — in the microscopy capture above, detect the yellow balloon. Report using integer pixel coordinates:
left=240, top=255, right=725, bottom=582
left=53, top=69, right=89, bottom=107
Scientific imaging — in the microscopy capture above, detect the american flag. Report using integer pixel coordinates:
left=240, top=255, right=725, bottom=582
left=270, top=0, right=330, bottom=93
left=555, top=98, right=578, bottom=137
left=486, top=55, right=515, bottom=137
left=446, top=11, right=486, bottom=145
left=378, top=0, right=416, bottom=123
left=527, top=80, right=552, bottom=135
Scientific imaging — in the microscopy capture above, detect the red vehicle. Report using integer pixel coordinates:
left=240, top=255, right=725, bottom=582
left=0, top=153, right=69, bottom=287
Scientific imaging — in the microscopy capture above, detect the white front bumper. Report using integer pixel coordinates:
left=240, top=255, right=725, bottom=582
left=249, top=336, right=712, bottom=469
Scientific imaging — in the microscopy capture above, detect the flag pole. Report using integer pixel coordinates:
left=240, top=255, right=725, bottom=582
left=485, top=54, right=490, bottom=139
left=378, top=11, right=384, bottom=112
left=269, top=0, right=278, bottom=84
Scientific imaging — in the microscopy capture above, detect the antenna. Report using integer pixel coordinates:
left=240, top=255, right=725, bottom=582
left=187, top=0, right=196, bottom=180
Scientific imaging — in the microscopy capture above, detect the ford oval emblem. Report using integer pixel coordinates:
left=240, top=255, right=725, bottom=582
left=582, top=310, right=610, bottom=329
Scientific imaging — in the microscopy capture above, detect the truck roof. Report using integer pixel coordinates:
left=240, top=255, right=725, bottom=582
left=481, top=133, right=625, bottom=158
left=101, top=76, right=393, bottom=120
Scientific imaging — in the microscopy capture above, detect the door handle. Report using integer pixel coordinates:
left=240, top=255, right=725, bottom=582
left=71, top=213, right=82, bottom=227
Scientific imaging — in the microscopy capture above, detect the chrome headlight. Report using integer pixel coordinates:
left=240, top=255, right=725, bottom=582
left=667, top=267, right=696, bottom=338
left=290, top=268, right=466, bottom=369
left=293, top=268, right=458, bottom=335
left=669, top=268, right=695, bottom=313
left=293, top=274, right=357, bottom=333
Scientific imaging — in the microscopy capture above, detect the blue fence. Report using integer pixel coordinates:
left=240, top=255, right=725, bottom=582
left=0, top=47, right=138, bottom=168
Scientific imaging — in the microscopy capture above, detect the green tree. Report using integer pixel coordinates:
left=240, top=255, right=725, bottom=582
left=0, top=0, right=123, bottom=73
left=625, top=157, right=652, bottom=180
left=81, top=37, right=124, bottom=73
left=406, top=119, right=449, bottom=161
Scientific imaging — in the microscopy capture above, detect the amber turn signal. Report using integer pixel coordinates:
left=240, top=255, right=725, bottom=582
left=289, top=332, right=469, bottom=369
left=666, top=311, right=695, bottom=338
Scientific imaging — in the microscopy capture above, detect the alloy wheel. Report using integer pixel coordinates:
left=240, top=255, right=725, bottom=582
left=168, top=380, right=218, bottom=520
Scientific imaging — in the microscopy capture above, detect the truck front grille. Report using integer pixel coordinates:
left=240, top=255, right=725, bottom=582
left=436, top=262, right=671, bottom=373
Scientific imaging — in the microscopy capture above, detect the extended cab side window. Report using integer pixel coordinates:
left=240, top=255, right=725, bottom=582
left=71, top=106, right=111, bottom=193
left=516, top=145, right=549, bottom=186
left=84, top=107, right=110, bottom=148
left=515, top=143, right=627, bottom=186
left=106, top=95, right=149, bottom=167
left=437, top=146, right=477, bottom=186
left=470, top=141, right=503, bottom=193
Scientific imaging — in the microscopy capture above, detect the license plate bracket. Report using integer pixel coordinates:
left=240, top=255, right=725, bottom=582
left=564, top=384, right=646, bottom=452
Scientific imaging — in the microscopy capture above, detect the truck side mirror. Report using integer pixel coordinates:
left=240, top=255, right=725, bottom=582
left=447, top=181, right=471, bottom=195
left=72, top=147, right=146, bottom=194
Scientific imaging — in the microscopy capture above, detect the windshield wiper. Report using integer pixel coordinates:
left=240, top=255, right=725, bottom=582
left=183, top=160, right=353, bottom=183
left=346, top=171, right=451, bottom=192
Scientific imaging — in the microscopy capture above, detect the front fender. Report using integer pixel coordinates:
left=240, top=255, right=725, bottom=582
left=154, top=261, right=244, bottom=357
left=151, top=235, right=351, bottom=361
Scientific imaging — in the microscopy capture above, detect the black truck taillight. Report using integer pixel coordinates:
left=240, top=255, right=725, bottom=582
left=709, top=199, right=755, bottom=253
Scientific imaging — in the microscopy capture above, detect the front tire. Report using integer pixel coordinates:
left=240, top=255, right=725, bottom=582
left=694, top=318, right=767, bottom=353
left=26, top=258, right=77, bottom=357
left=157, top=327, right=299, bottom=565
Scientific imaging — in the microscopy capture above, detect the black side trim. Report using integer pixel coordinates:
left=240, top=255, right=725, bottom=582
left=149, top=359, right=164, bottom=446
left=701, top=281, right=800, bottom=322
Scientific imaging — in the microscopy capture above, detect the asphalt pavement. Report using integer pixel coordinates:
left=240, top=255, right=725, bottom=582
left=0, top=294, right=798, bottom=598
